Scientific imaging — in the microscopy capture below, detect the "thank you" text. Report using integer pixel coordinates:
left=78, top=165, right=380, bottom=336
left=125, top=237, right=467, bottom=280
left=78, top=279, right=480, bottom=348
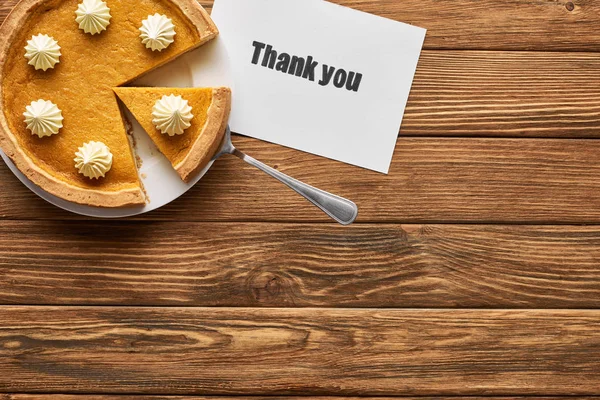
left=251, top=41, right=363, bottom=92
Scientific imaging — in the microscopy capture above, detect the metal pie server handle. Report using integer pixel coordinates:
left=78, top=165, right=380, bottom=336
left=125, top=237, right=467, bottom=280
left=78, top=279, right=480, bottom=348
left=214, top=126, right=358, bottom=225
left=233, top=149, right=358, bottom=225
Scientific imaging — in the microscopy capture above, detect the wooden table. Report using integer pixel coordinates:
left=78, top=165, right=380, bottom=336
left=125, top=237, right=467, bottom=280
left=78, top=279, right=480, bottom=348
left=2, top=0, right=600, bottom=398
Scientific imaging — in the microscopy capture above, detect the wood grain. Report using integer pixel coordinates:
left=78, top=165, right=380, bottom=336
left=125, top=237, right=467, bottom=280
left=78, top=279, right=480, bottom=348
left=6, top=397, right=600, bottom=400
left=4, top=137, right=600, bottom=223
left=1, top=0, right=599, bottom=397
left=1, top=221, right=600, bottom=308
left=0, top=307, right=599, bottom=395
left=329, top=0, right=600, bottom=51
left=405, top=51, right=600, bottom=138
left=2, top=0, right=600, bottom=51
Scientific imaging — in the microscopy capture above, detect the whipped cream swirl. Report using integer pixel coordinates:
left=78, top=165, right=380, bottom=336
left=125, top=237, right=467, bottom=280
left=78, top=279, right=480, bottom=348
left=152, top=94, right=194, bottom=136
left=139, top=14, right=176, bottom=51
left=74, top=141, right=113, bottom=179
left=75, top=0, right=112, bottom=35
left=24, top=34, right=61, bottom=71
left=23, top=99, right=64, bottom=138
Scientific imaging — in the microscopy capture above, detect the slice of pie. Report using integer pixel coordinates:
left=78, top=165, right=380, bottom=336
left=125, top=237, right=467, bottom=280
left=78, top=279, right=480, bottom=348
left=115, top=87, right=231, bottom=182
left=0, top=0, right=221, bottom=207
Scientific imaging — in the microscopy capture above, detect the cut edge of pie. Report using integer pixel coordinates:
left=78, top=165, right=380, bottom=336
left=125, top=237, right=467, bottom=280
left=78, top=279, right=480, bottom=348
left=0, top=0, right=219, bottom=207
left=0, top=120, right=146, bottom=207
left=115, top=87, right=231, bottom=183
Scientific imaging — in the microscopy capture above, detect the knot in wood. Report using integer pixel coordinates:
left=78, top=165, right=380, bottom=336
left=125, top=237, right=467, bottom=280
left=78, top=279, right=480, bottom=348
left=247, top=269, right=287, bottom=304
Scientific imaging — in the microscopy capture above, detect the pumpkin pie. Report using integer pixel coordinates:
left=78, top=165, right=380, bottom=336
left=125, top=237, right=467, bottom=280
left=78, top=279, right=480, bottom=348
left=115, top=87, right=230, bottom=182
left=0, top=0, right=220, bottom=207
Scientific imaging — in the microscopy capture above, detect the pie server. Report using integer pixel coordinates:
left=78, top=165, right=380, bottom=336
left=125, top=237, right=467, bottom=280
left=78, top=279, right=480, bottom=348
left=212, top=126, right=358, bottom=225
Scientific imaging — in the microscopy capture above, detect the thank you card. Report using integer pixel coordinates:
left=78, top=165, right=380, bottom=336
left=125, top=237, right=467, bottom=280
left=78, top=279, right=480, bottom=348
left=211, top=0, right=426, bottom=173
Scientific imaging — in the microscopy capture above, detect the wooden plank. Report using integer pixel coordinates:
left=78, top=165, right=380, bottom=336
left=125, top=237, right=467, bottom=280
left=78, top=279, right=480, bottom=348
left=1, top=221, right=600, bottom=308
left=0, top=307, right=599, bottom=395
left=405, top=51, right=600, bottom=138
left=3, top=397, right=202, bottom=400
left=2, top=49, right=600, bottom=221
left=5, top=397, right=600, bottom=400
left=4, top=137, right=600, bottom=223
left=3, top=48, right=600, bottom=138
left=4, top=4, right=600, bottom=140
left=2, top=397, right=376, bottom=400
left=2, top=0, right=600, bottom=51
left=328, top=0, right=600, bottom=51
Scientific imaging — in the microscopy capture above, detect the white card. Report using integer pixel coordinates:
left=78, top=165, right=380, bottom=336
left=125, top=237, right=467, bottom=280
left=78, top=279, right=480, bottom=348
left=211, top=0, right=426, bottom=173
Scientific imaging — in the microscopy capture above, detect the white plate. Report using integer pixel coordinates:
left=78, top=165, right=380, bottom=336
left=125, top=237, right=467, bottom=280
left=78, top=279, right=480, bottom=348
left=0, top=37, right=234, bottom=218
